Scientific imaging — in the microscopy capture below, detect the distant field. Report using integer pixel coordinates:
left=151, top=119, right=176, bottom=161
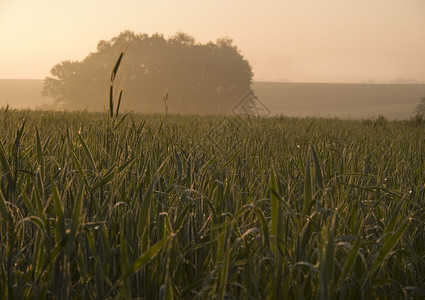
left=253, top=82, right=425, bottom=119
left=1, top=79, right=424, bottom=119
left=0, top=79, right=53, bottom=109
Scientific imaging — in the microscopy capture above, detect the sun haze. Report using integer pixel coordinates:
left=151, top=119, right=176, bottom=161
left=1, top=0, right=424, bottom=83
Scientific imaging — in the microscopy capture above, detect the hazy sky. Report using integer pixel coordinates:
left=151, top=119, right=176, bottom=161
left=1, top=0, right=424, bottom=82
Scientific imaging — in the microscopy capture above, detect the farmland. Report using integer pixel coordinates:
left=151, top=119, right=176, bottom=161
left=0, top=109, right=424, bottom=298
left=253, top=81, right=425, bottom=120
left=1, top=79, right=425, bottom=119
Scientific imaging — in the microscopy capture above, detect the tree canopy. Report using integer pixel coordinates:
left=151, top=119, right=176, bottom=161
left=42, top=31, right=253, bottom=114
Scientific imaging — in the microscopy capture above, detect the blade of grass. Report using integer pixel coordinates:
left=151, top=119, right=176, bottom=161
left=0, top=188, right=9, bottom=220
left=120, top=236, right=170, bottom=283
left=0, top=140, right=14, bottom=190
left=369, top=219, right=409, bottom=276
left=303, top=149, right=313, bottom=216
left=341, top=234, right=362, bottom=280
left=311, top=144, right=324, bottom=190
left=116, top=89, right=123, bottom=119
left=110, top=46, right=128, bottom=119
left=51, top=181, right=66, bottom=239
left=35, top=127, right=45, bottom=180
left=270, top=167, right=280, bottom=242
left=77, top=133, right=96, bottom=171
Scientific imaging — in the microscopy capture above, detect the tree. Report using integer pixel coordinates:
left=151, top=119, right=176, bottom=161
left=42, top=31, right=253, bottom=114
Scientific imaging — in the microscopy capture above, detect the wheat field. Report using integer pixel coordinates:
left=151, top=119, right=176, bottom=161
left=0, top=109, right=424, bottom=299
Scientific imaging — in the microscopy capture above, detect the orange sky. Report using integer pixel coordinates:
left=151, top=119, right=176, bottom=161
left=1, top=0, right=424, bottom=82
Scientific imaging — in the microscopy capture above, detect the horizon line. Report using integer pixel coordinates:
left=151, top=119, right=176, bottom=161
left=1, top=78, right=425, bottom=85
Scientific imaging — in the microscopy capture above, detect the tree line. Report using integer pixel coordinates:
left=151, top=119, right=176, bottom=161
left=42, top=31, right=253, bottom=114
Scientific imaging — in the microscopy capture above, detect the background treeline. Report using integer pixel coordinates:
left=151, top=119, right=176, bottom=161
left=42, top=31, right=253, bottom=114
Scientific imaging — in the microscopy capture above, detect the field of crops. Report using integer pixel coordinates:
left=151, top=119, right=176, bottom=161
left=0, top=109, right=424, bottom=299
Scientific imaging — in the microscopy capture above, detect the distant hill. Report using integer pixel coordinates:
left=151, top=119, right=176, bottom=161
left=1, top=79, right=425, bottom=119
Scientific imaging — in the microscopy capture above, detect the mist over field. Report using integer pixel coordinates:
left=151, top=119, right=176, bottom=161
left=1, top=79, right=424, bottom=119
